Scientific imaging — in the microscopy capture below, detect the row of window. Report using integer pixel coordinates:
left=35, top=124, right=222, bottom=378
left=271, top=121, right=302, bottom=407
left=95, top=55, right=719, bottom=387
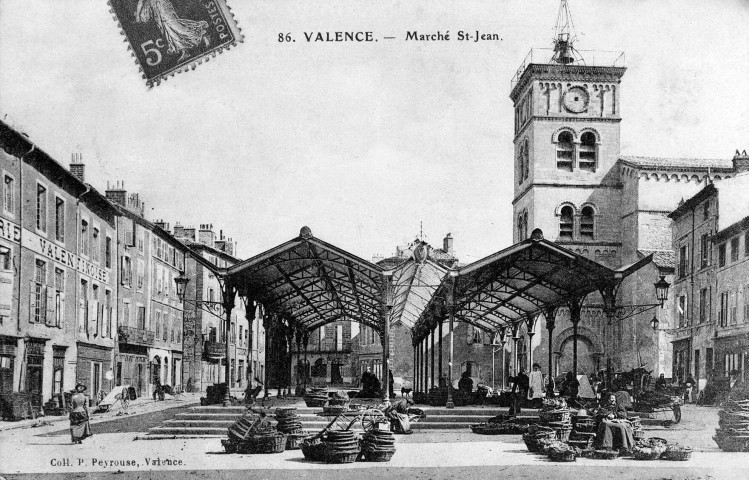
left=677, top=285, right=749, bottom=328
left=679, top=230, right=749, bottom=277
left=516, top=204, right=597, bottom=242
left=121, top=300, right=182, bottom=344
left=31, top=258, right=114, bottom=337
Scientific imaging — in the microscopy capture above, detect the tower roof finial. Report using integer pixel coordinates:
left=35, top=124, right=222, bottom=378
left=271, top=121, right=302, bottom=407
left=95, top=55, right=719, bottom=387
left=552, top=0, right=582, bottom=65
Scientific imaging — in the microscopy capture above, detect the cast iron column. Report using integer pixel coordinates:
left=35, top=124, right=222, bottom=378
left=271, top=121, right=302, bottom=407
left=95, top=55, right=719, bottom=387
left=526, top=315, right=537, bottom=372
left=446, top=273, right=456, bottom=409
left=545, top=307, right=556, bottom=395
left=511, top=322, right=521, bottom=376
left=381, top=274, right=392, bottom=405
left=568, top=297, right=583, bottom=378
left=430, top=326, right=435, bottom=390
left=438, top=317, right=444, bottom=382
left=222, top=282, right=236, bottom=407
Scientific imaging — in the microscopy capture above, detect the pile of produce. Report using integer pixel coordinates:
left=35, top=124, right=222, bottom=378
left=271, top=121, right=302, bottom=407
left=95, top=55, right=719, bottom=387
left=538, top=398, right=572, bottom=442
left=360, top=429, right=396, bottom=462
left=714, top=387, right=749, bottom=452
left=632, top=437, right=667, bottom=460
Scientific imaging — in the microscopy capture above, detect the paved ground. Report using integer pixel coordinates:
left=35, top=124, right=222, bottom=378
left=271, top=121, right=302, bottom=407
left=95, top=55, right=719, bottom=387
left=1, top=402, right=747, bottom=479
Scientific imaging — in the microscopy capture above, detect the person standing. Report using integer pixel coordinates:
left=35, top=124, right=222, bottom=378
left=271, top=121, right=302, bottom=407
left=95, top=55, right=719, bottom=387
left=69, top=383, right=93, bottom=444
left=510, top=367, right=529, bottom=415
left=528, top=363, right=545, bottom=406
left=684, top=374, right=696, bottom=404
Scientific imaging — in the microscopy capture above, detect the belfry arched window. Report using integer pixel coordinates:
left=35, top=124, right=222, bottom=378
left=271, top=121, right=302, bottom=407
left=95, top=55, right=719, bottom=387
left=556, top=131, right=574, bottom=171
left=517, top=210, right=528, bottom=241
left=579, top=132, right=597, bottom=171
left=559, top=206, right=574, bottom=239
left=580, top=206, right=595, bottom=239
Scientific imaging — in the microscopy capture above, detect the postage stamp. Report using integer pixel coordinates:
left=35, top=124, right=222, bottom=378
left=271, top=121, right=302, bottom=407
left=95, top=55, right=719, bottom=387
left=108, top=0, right=243, bottom=87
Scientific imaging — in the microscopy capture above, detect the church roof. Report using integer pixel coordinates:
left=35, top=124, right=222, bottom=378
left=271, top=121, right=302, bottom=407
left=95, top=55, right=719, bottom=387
left=638, top=249, right=675, bottom=271
left=619, top=155, right=733, bottom=171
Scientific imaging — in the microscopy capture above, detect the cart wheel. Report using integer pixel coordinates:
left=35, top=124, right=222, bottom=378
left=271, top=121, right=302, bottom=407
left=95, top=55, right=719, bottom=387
left=672, top=404, right=682, bottom=424
left=361, top=409, right=387, bottom=432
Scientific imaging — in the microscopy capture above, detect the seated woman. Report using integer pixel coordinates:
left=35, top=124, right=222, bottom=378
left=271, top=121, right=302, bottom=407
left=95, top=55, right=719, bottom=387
left=384, top=398, right=415, bottom=434
left=594, top=393, right=635, bottom=453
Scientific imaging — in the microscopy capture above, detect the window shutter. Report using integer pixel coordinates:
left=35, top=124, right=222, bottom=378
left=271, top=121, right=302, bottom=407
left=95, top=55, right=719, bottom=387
left=59, top=293, right=65, bottom=329
left=87, top=300, right=95, bottom=336
left=29, top=282, right=36, bottom=323
left=98, top=302, right=104, bottom=336
left=466, top=324, right=473, bottom=344
left=45, top=287, right=54, bottom=326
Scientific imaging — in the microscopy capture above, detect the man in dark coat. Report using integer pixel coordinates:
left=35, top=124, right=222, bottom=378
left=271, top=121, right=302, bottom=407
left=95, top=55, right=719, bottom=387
left=510, top=367, right=529, bottom=415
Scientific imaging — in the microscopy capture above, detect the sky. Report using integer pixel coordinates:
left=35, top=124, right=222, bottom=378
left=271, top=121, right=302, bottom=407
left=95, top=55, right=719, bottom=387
left=1, top=0, right=747, bottom=264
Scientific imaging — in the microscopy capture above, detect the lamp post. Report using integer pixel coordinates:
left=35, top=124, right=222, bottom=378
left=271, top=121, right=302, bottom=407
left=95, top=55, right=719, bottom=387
left=175, top=271, right=234, bottom=407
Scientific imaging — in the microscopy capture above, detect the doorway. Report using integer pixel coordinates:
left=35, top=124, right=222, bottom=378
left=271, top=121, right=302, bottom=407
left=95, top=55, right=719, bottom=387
left=331, top=361, right=343, bottom=384
left=26, top=357, right=43, bottom=411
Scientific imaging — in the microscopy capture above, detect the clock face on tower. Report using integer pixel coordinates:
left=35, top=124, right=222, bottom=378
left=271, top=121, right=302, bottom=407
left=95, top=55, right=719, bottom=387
left=563, top=86, right=590, bottom=114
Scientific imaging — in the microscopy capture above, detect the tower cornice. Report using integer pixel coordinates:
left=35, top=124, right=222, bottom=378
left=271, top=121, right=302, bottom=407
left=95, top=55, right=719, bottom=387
left=510, top=64, right=626, bottom=103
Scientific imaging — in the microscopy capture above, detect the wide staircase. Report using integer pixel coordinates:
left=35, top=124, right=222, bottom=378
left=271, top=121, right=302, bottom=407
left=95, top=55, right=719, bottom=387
left=140, top=403, right=532, bottom=440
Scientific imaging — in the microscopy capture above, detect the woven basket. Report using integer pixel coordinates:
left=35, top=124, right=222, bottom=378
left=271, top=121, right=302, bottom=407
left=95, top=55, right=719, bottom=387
left=328, top=398, right=350, bottom=407
left=286, top=433, right=308, bottom=450
left=568, top=437, right=594, bottom=450
left=548, top=449, right=576, bottom=462
left=662, top=445, right=692, bottom=461
left=250, top=433, right=287, bottom=454
left=632, top=444, right=665, bottom=460
left=327, top=449, right=360, bottom=464
left=363, top=450, right=395, bottom=462
left=539, top=410, right=572, bottom=424
left=556, top=427, right=572, bottom=442
left=221, top=439, right=237, bottom=454
left=592, top=449, right=619, bottom=460
left=714, top=434, right=749, bottom=452
left=301, top=439, right=328, bottom=461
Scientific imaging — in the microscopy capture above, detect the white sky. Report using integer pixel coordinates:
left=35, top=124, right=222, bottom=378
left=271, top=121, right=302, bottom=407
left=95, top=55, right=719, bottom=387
left=1, top=0, right=747, bottom=263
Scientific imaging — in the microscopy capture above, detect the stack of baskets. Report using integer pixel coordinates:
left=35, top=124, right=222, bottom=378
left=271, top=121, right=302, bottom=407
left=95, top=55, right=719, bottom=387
left=360, top=430, right=396, bottom=462
left=629, top=416, right=644, bottom=441
left=568, top=415, right=597, bottom=450
left=714, top=397, right=749, bottom=452
left=470, top=420, right=530, bottom=435
left=539, top=407, right=573, bottom=442
left=241, top=430, right=287, bottom=454
left=522, top=425, right=557, bottom=452
left=304, top=388, right=329, bottom=408
left=222, top=414, right=278, bottom=454
left=275, top=407, right=307, bottom=450
left=324, top=430, right=361, bottom=464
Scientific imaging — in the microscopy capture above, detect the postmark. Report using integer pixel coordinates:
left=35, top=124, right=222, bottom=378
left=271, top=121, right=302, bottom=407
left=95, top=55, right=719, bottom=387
left=108, top=0, right=242, bottom=87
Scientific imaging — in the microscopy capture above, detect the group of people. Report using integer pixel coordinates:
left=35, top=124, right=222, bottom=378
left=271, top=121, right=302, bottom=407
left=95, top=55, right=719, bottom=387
left=359, top=368, right=383, bottom=398
left=508, top=364, right=580, bottom=414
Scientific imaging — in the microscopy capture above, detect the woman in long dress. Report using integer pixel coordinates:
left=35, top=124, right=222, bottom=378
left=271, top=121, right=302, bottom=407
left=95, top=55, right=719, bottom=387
left=136, top=0, right=209, bottom=60
left=69, top=383, right=93, bottom=444
left=528, top=363, right=545, bottom=406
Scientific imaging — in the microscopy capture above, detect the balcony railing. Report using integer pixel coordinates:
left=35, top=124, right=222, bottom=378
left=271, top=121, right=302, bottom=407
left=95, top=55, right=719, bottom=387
left=204, top=341, right=225, bottom=358
left=511, top=48, right=626, bottom=91
left=118, top=325, right=154, bottom=346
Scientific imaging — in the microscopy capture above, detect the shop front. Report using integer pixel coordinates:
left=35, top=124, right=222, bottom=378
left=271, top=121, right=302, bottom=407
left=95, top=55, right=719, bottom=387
left=715, top=332, right=749, bottom=382
left=76, top=343, right=113, bottom=403
left=672, top=338, right=692, bottom=385
left=116, top=344, right=148, bottom=398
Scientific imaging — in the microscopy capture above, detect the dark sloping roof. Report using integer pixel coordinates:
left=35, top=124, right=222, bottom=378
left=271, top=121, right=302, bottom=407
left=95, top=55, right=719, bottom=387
left=620, top=155, right=733, bottom=170
left=638, top=250, right=675, bottom=270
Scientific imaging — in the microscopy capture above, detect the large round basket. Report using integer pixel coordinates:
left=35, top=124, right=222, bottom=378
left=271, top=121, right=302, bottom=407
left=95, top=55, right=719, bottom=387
left=539, top=410, right=571, bottom=424
left=250, top=433, right=288, bottom=454
left=326, top=448, right=360, bottom=464
left=286, top=432, right=308, bottom=450
left=548, top=449, right=576, bottom=462
left=632, top=444, right=666, bottom=460
left=362, top=449, right=395, bottom=462
left=661, top=445, right=692, bottom=461
left=714, top=433, right=749, bottom=452
left=591, top=449, right=619, bottom=460
left=328, top=398, right=350, bottom=407
left=301, top=439, right=328, bottom=462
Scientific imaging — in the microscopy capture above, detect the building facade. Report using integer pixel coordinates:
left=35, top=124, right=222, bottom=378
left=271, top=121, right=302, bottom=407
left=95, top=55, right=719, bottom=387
left=670, top=161, right=749, bottom=390
left=0, top=122, right=117, bottom=414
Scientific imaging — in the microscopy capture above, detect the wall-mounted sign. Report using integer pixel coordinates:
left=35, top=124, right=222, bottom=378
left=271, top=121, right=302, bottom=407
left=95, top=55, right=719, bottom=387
left=0, top=217, right=21, bottom=244
left=22, top=229, right=110, bottom=283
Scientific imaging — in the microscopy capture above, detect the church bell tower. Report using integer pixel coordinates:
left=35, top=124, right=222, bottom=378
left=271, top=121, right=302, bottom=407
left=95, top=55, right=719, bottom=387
left=510, top=0, right=626, bottom=267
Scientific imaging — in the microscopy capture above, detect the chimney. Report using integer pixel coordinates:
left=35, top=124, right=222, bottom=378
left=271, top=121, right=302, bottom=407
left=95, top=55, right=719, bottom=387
left=173, top=222, right=185, bottom=239
left=733, top=149, right=749, bottom=174
left=70, top=153, right=85, bottom=182
left=183, top=226, right=196, bottom=241
left=105, top=180, right=127, bottom=207
left=443, top=233, right=454, bottom=255
left=198, top=223, right=215, bottom=247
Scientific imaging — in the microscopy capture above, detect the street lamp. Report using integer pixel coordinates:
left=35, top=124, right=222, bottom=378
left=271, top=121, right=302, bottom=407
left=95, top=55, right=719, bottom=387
left=654, top=276, right=670, bottom=307
left=175, top=272, right=189, bottom=301
left=650, top=315, right=659, bottom=331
